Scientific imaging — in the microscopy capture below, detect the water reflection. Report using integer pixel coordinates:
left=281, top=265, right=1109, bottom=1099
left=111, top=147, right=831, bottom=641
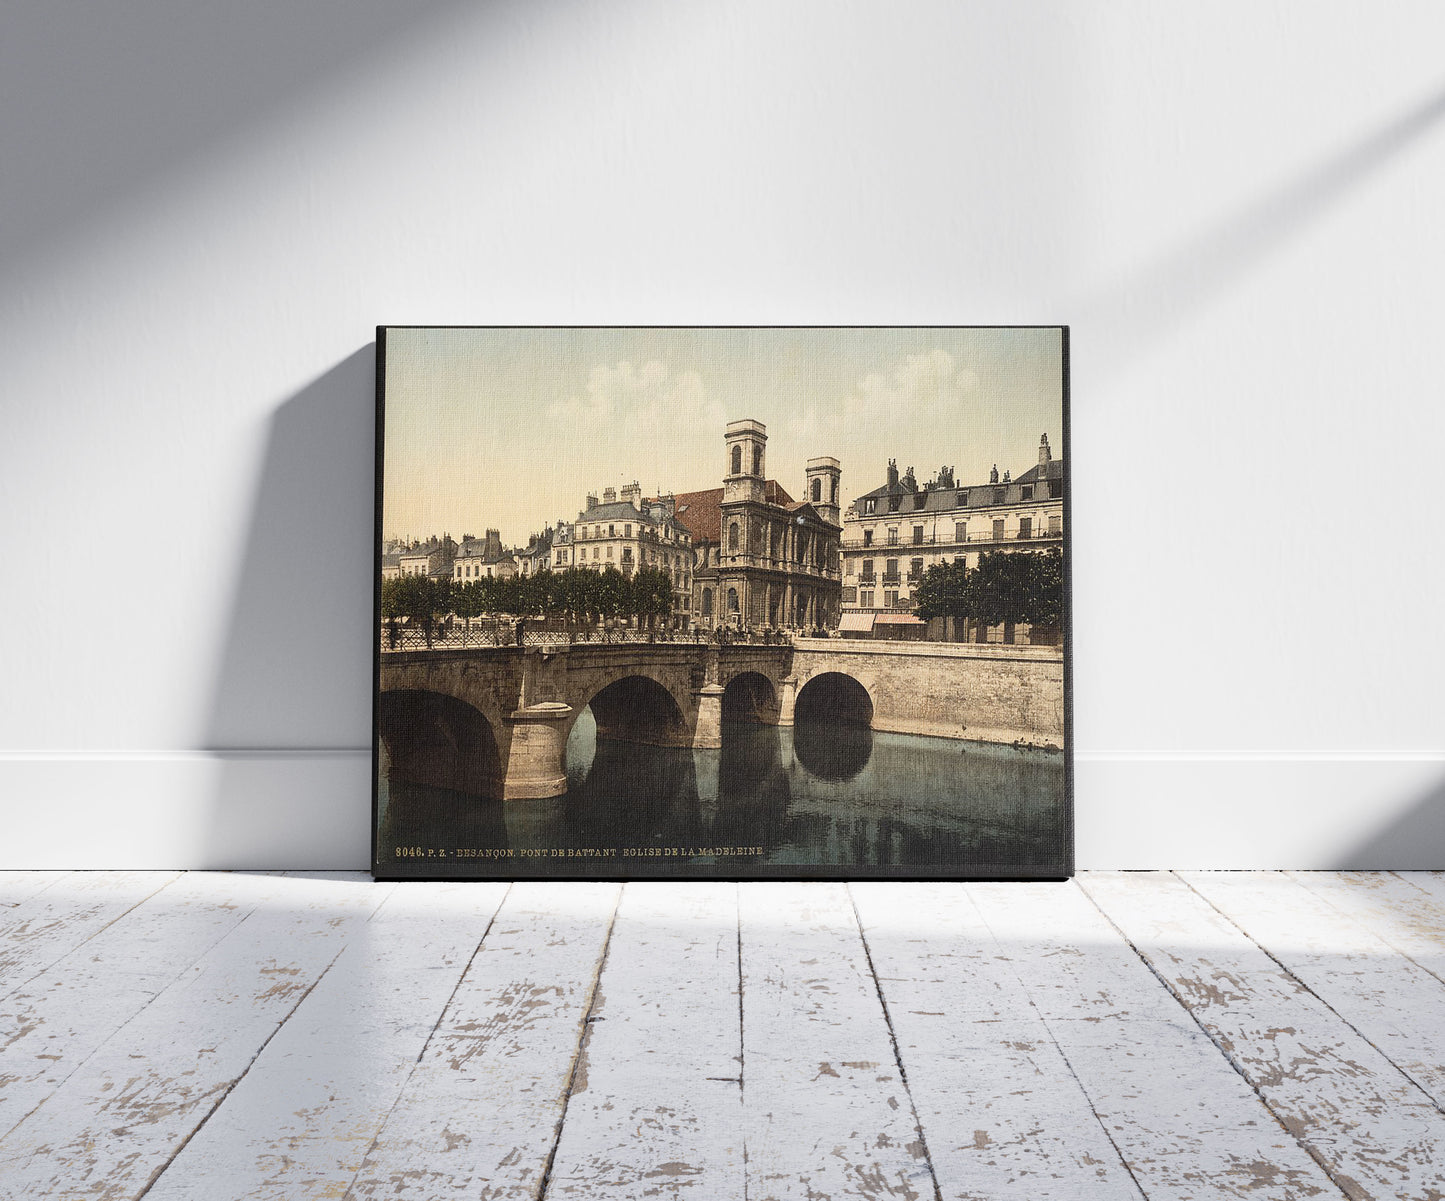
left=378, top=708, right=1067, bottom=876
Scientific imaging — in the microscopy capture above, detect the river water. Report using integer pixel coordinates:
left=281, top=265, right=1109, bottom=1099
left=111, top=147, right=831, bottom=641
left=377, top=710, right=1068, bottom=878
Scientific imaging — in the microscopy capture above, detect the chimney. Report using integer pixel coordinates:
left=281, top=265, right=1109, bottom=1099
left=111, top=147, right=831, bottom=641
left=586, top=493, right=598, bottom=511
left=990, top=464, right=999, bottom=484
left=485, top=528, right=502, bottom=559
left=902, top=465, right=916, bottom=491
left=1039, top=433, right=1052, bottom=466
left=620, top=481, right=642, bottom=509
left=1003, top=470, right=1011, bottom=484
left=887, top=458, right=899, bottom=487
left=603, top=486, right=617, bottom=504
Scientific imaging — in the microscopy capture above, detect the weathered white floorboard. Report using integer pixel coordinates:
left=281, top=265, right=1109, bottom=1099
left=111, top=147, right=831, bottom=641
left=0, top=870, right=68, bottom=908
left=973, top=881, right=1340, bottom=1200
left=0, top=873, right=389, bottom=1199
left=1084, top=871, right=1445, bottom=1200
left=345, top=881, right=621, bottom=1199
left=0, top=871, right=289, bottom=1140
left=1289, top=871, right=1445, bottom=983
left=5, top=872, right=1445, bottom=1201
left=143, top=881, right=510, bottom=1201
left=1183, top=871, right=1445, bottom=1112
left=851, top=882, right=1142, bottom=1200
left=544, top=882, right=745, bottom=1199
left=0, top=871, right=181, bottom=1001
left=740, top=882, right=936, bottom=1201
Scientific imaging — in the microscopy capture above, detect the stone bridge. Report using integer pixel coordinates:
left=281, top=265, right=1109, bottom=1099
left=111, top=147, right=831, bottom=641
left=378, top=639, right=1063, bottom=800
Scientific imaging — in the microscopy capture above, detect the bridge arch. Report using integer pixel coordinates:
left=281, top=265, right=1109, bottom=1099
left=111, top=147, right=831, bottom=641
left=573, top=673, right=693, bottom=748
left=377, top=689, right=503, bottom=799
left=794, top=671, right=873, bottom=728
left=722, top=671, right=780, bottom=724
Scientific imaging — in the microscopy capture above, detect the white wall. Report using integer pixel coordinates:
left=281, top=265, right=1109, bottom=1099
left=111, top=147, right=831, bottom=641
left=3, top=1, right=1442, bottom=869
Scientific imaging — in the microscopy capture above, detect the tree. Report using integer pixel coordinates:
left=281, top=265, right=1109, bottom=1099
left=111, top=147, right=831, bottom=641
left=913, top=549, right=1064, bottom=640
left=912, top=559, right=969, bottom=624
left=384, top=574, right=450, bottom=647
left=596, top=567, right=627, bottom=621
left=452, top=578, right=484, bottom=633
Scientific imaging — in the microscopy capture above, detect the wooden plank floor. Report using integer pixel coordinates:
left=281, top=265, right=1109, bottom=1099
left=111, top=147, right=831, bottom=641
left=3, top=874, right=1445, bottom=1199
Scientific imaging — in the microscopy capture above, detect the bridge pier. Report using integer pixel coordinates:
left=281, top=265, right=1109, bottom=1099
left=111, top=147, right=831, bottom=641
left=777, top=676, right=799, bottom=727
left=500, top=701, right=573, bottom=799
left=692, top=684, right=725, bottom=749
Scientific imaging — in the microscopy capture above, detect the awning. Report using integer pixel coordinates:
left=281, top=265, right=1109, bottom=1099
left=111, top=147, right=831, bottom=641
left=839, top=612, right=876, bottom=632
left=875, top=613, right=925, bottom=625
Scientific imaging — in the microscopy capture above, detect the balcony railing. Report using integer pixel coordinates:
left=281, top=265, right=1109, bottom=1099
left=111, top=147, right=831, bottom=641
left=843, top=528, right=1061, bottom=548
left=882, top=572, right=901, bottom=585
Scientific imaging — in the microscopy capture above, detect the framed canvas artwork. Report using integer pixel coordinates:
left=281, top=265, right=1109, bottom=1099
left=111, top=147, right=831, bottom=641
left=373, top=327, right=1071, bottom=880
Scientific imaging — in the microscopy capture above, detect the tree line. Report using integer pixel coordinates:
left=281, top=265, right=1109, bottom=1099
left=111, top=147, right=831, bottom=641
left=912, top=549, right=1063, bottom=632
left=381, top=567, right=677, bottom=643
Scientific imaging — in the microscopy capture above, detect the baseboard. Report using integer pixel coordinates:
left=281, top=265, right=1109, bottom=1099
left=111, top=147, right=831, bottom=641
left=1, top=751, right=1442, bottom=870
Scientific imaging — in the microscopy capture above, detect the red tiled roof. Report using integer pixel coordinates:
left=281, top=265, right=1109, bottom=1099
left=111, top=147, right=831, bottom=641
left=672, top=480, right=797, bottom=544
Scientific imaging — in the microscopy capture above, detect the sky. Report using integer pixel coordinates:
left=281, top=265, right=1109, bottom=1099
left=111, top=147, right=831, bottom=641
left=382, top=327, right=1064, bottom=546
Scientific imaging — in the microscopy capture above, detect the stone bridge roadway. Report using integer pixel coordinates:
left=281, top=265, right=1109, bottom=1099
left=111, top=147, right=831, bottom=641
left=378, top=639, right=1064, bottom=800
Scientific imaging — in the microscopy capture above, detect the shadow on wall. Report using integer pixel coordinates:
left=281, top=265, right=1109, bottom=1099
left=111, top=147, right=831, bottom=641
left=1078, top=83, right=1445, bottom=381
left=202, top=347, right=376, bottom=869
left=1336, top=770, right=1445, bottom=871
left=0, top=0, right=473, bottom=279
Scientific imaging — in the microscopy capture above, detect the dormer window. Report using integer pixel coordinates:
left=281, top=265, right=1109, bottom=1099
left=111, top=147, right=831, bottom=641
left=913, top=493, right=926, bottom=510
left=956, top=490, right=967, bottom=506
left=1021, top=485, right=1034, bottom=501
left=863, top=498, right=876, bottom=515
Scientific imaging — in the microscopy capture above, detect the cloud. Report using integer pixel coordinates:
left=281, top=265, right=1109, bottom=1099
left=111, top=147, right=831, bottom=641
left=547, top=359, right=723, bottom=430
left=786, top=348, right=981, bottom=440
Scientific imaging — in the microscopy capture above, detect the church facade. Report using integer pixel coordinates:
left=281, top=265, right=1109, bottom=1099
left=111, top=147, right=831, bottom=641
left=674, top=418, right=842, bottom=631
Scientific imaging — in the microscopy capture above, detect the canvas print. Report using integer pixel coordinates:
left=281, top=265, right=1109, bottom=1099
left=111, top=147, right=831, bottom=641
left=373, top=327, right=1070, bottom=880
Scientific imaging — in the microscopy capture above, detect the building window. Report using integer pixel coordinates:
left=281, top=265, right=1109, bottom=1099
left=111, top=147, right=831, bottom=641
left=728, top=522, right=740, bottom=552
left=888, top=496, right=901, bottom=512
left=731, top=444, right=742, bottom=475
left=913, top=493, right=926, bottom=510
left=727, top=587, right=739, bottom=614
left=993, top=487, right=1005, bottom=504
left=624, top=524, right=631, bottom=537
left=885, top=590, right=899, bottom=608
left=1049, top=514, right=1062, bottom=535
left=845, top=558, right=855, bottom=577
left=1018, top=517, right=1032, bottom=540
left=842, top=586, right=857, bottom=603
left=861, top=559, right=875, bottom=581
left=886, top=527, right=898, bottom=546
left=955, top=521, right=966, bottom=543
left=863, top=499, right=876, bottom=515
left=1049, top=478, right=1062, bottom=499
left=860, top=590, right=874, bottom=608
left=956, top=490, right=968, bottom=506
left=992, top=518, right=1005, bottom=540
left=811, top=478, right=821, bottom=502
left=912, top=525, right=924, bottom=544
left=606, top=546, right=613, bottom=559
left=1021, top=485, right=1034, bottom=501
left=885, top=558, right=899, bottom=582
left=752, top=445, right=762, bottom=475
left=909, top=557, right=923, bottom=581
